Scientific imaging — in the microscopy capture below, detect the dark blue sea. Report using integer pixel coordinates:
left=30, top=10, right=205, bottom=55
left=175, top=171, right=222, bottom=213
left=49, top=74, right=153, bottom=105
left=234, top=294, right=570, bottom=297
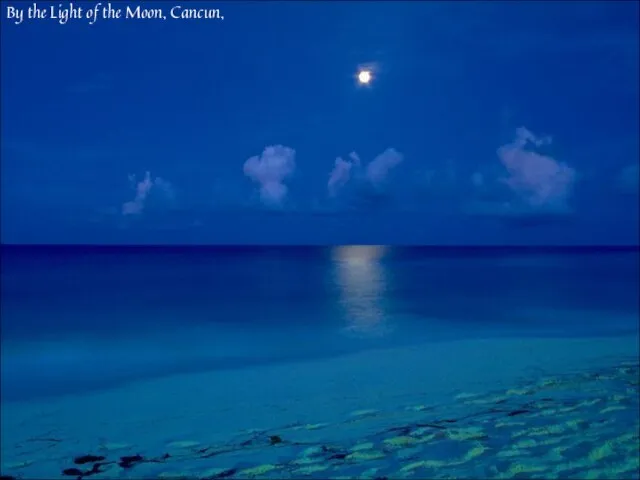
left=1, top=245, right=638, bottom=402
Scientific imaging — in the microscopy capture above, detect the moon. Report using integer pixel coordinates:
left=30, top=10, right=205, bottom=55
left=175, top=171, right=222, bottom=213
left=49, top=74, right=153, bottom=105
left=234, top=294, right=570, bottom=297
left=357, top=69, right=372, bottom=85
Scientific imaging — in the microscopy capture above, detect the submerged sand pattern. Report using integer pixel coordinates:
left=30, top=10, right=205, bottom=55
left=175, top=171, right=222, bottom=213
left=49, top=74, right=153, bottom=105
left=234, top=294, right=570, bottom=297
left=1, top=361, right=639, bottom=480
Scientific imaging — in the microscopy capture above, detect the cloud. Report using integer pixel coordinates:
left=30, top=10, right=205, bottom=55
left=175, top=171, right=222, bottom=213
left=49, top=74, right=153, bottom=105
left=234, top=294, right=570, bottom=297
left=616, top=163, right=639, bottom=194
left=328, top=152, right=360, bottom=198
left=365, top=148, right=404, bottom=189
left=466, top=127, right=577, bottom=221
left=243, top=145, right=296, bottom=207
left=496, top=127, right=577, bottom=212
left=122, top=171, right=175, bottom=216
left=327, top=149, right=403, bottom=199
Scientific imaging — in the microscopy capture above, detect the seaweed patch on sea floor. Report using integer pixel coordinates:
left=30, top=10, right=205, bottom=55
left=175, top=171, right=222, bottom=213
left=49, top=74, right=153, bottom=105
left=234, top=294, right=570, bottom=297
left=1, top=361, right=638, bottom=479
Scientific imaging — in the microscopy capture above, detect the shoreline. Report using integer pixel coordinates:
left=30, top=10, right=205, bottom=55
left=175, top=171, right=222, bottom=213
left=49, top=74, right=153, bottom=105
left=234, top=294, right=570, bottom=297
left=2, top=334, right=637, bottom=427
left=2, top=324, right=638, bottom=403
left=1, top=334, right=638, bottom=478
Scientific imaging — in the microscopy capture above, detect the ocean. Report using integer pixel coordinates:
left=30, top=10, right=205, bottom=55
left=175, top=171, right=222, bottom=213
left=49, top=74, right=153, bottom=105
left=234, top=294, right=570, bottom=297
left=2, top=245, right=638, bottom=400
left=1, top=245, right=638, bottom=479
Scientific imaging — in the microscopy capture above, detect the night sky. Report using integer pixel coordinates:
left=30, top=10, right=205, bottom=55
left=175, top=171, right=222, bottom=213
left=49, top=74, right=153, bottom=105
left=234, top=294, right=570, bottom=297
left=1, top=0, right=638, bottom=245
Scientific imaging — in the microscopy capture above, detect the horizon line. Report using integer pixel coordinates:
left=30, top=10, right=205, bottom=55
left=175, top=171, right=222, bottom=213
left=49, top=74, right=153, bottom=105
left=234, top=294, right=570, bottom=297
left=2, top=244, right=638, bottom=251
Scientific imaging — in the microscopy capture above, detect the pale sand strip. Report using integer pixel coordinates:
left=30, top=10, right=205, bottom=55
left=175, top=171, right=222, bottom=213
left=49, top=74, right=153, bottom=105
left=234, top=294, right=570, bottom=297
left=2, top=335, right=638, bottom=459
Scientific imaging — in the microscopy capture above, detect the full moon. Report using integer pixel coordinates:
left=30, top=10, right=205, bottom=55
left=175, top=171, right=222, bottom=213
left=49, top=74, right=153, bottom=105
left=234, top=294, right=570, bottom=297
left=357, top=70, right=372, bottom=85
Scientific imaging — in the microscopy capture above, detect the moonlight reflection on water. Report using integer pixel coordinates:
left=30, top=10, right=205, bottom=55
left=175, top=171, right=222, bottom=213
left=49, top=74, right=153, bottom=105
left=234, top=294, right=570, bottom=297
left=332, top=246, right=392, bottom=337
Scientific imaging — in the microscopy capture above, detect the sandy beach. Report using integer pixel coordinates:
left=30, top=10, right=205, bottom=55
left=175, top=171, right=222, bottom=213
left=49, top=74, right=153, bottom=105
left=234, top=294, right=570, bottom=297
left=1, top=334, right=638, bottom=479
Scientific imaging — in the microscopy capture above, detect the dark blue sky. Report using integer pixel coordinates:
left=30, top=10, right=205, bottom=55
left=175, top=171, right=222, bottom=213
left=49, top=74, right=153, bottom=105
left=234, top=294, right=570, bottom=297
left=1, top=0, right=638, bottom=244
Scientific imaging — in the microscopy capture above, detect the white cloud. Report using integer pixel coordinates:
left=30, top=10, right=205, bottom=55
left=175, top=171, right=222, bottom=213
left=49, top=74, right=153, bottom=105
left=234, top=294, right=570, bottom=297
left=328, top=152, right=360, bottom=198
left=496, top=127, right=576, bottom=211
left=327, top=148, right=402, bottom=198
left=243, top=145, right=296, bottom=207
left=122, top=171, right=175, bottom=216
left=365, top=148, right=404, bottom=189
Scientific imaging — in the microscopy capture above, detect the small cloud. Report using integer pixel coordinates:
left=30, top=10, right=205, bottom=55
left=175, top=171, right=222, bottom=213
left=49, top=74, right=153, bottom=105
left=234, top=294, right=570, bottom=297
left=153, top=177, right=176, bottom=202
left=466, top=127, right=577, bottom=222
left=616, top=163, right=639, bottom=194
left=365, top=148, right=403, bottom=189
left=328, top=152, right=360, bottom=198
left=122, top=171, right=175, bottom=216
left=243, top=145, right=296, bottom=207
left=496, top=127, right=577, bottom=212
left=328, top=157, right=353, bottom=198
left=327, top=148, right=403, bottom=200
